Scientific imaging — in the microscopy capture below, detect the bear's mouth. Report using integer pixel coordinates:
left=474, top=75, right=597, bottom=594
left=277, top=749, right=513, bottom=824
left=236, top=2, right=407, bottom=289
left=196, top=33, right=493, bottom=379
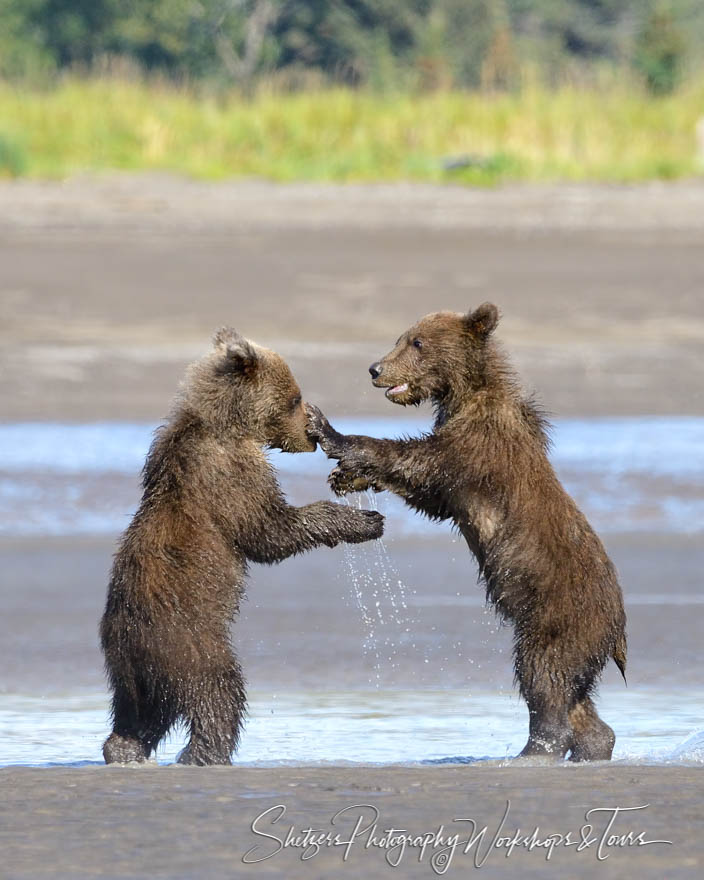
left=385, top=383, right=409, bottom=400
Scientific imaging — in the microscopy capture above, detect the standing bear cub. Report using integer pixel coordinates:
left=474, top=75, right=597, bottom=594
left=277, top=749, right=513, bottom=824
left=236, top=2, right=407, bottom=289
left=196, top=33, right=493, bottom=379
left=308, top=305, right=626, bottom=761
left=101, top=328, right=383, bottom=765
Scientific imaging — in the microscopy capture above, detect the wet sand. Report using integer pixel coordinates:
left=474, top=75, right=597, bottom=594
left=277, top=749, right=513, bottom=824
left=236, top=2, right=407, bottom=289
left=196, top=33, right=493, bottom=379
left=1, top=177, right=703, bottom=877
left=1, top=764, right=701, bottom=879
left=2, top=176, right=704, bottom=422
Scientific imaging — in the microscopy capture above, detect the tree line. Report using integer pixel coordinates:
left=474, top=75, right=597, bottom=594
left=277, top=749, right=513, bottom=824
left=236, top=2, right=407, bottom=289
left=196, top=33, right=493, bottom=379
left=0, top=1, right=700, bottom=94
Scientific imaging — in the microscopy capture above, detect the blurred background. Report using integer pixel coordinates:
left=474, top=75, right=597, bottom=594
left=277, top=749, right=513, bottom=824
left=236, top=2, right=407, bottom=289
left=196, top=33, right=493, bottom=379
left=0, top=0, right=703, bottom=766
left=1, top=0, right=704, bottom=181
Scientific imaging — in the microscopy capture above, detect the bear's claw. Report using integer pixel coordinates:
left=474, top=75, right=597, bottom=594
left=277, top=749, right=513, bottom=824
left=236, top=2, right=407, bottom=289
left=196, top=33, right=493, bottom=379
left=329, top=466, right=372, bottom=496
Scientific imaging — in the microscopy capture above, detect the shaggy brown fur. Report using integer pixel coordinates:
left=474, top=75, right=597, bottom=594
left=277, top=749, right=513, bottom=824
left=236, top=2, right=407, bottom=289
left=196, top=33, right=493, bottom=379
left=100, top=329, right=383, bottom=766
left=307, top=305, right=626, bottom=762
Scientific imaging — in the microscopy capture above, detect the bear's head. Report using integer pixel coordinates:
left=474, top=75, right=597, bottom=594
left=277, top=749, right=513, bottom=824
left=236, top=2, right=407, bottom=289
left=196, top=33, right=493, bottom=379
left=184, top=327, right=316, bottom=452
left=368, top=304, right=500, bottom=407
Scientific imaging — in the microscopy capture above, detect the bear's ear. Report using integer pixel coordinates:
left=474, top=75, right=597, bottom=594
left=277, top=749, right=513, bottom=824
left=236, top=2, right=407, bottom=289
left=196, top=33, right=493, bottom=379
left=213, top=326, right=238, bottom=347
left=465, top=303, right=500, bottom=339
left=213, top=327, right=258, bottom=376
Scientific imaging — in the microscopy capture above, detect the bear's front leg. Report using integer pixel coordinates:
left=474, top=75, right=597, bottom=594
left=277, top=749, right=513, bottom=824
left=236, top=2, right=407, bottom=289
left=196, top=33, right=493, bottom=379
left=306, top=404, right=381, bottom=475
left=307, top=403, right=445, bottom=516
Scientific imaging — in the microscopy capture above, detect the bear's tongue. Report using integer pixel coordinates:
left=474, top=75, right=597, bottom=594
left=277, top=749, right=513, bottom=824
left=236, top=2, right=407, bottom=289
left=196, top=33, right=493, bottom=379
left=386, top=383, right=409, bottom=397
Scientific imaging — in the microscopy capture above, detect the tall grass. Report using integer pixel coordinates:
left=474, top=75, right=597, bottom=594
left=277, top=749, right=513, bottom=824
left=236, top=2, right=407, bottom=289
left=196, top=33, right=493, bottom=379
left=1, top=76, right=703, bottom=183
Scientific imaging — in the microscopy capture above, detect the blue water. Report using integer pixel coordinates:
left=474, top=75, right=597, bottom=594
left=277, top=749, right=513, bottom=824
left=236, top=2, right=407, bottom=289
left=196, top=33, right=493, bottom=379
left=1, top=689, right=703, bottom=768
left=0, top=417, right=702, bottom=537
left=2, top=416, right=703, bottom=478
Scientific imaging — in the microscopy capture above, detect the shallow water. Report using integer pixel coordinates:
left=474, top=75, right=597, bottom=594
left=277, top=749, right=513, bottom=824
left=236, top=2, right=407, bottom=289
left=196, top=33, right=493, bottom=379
left=1, top=688, right=702, bottom=768
left=1, top=416, right=703, bottom=536
left=0, top=417, right=702, bottom=770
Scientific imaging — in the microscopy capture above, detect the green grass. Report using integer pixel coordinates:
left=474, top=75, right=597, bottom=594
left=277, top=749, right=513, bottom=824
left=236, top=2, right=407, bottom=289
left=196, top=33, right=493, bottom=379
left=0, top=131, right=27, bottom=177
left=1, top=77, right=703, bottom=183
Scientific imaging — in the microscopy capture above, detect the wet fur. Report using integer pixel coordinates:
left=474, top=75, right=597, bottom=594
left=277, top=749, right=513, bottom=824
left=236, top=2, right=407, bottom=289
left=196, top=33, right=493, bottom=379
left=308, top=305, right=626, bottom=762
left=100, top=329, right=383, bottom=766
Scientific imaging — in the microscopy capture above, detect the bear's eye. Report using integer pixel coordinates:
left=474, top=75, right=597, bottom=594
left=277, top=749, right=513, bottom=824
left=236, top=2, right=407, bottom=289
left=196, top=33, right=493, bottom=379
left=412, top=338, right=423, bottom=350
left=290, top=395, right=302, bottom=411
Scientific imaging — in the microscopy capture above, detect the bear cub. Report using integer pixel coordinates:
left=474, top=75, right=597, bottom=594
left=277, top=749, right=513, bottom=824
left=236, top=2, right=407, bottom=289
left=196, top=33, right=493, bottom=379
left=308, top=305, right=626, bottom=762
left=101, top=328, right=383, bottom=765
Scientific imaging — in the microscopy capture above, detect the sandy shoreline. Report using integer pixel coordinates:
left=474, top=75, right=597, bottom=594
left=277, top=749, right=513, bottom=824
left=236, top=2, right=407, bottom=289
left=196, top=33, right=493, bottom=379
left=3, top=175, right=704, bottom=235
left=2, top=176, right=704, bottom=420
left=1, top=764, right=701, bottom=878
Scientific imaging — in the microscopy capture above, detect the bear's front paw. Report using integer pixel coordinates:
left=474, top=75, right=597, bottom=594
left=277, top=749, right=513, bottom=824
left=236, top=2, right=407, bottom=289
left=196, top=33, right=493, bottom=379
left=305, top=403, right=345, bottom=458
left=345, top=509, right=384, bottom=543
left=329, top=466, right=373, bottom=496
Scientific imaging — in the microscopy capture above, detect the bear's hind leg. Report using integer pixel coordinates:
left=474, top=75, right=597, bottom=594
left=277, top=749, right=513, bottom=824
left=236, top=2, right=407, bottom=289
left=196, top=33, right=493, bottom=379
left=103, top=684, right=176, bottom=764
left=568, top=697, right=615, bottom=762
left=178, top=661, right=246, bottom=766
left=518, top=692, right=572, bottom=760
left=514, top=644, right=572, bottom=760
left=139, top=710, right=178, bottom=760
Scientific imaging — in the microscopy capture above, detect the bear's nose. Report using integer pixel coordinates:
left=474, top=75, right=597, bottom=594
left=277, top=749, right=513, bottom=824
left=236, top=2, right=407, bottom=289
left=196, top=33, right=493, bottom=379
left=369, top=362, right=382, bottom=380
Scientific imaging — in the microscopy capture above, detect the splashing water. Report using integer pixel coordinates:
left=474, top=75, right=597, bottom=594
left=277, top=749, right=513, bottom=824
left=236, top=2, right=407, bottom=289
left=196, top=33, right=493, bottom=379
left=341, top=491, right=430, bottom=687
left=341, top=509, right=382, bottom=685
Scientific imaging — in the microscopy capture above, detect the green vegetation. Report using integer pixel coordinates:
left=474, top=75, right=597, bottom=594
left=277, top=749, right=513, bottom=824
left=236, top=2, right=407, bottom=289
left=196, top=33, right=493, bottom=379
left=1, top=2, right=703, bottom=183
left=1, top=1, right=702, bottom=93
left=0, top=131, right=26, bottom=176
left=634, top=8, right=686, bottom=96
left=1, top=76, right=702, bottom=183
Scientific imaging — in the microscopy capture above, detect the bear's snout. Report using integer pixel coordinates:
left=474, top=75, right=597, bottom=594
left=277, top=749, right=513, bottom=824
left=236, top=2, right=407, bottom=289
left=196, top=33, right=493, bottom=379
left=369, top=362, right=382, bottom=380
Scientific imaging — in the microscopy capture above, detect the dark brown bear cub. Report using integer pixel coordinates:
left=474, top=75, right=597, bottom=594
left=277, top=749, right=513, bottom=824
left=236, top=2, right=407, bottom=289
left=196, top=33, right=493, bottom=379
left=308, top=305, right=626, bottom=762
left=101, top=329, right=383, bottom=766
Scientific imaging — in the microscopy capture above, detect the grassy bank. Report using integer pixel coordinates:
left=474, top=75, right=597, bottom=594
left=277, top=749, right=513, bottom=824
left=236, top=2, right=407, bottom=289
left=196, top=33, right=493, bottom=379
left=1, top=77, right=703, bottom=183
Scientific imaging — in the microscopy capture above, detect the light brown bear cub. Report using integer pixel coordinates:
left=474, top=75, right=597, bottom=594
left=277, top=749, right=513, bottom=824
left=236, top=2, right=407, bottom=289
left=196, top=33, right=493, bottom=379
left=101, top=329, right=383, bottom=765
left=308, top=305, right=626, bottom=761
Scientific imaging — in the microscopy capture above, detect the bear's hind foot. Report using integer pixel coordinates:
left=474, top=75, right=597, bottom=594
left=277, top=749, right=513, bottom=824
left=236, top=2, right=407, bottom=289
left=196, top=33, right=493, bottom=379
left=103, top=732, right=149, bottom=764
left=517, top=723, right=572, bottom=761
left=516, top=740, right=569, bottom=762
left=177, top=742, right=233, bottom=766
left=568, top=722, right=615, bottom=762
left=567, top=698, right=616, bottom=762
